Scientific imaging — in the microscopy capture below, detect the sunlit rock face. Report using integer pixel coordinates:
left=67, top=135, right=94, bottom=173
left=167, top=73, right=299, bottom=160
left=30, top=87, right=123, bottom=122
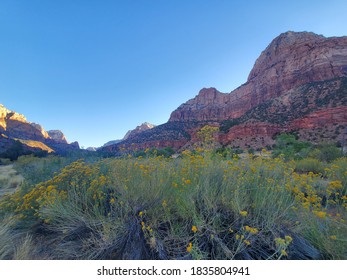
left=103, top=31, right=347, bottom=152
left=0, top=104, right=11, bottom=130
left=47, top=130, right=68, bottom=144
left=0, top=104, right=79, bottom=154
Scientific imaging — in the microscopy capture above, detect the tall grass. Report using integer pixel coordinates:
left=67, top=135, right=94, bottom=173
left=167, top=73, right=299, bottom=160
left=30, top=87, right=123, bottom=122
left=0, top=165, right=23, bottom=197
left=0, top=216, right=35, bottom=259
left=0, top=151, right=346, bottom=259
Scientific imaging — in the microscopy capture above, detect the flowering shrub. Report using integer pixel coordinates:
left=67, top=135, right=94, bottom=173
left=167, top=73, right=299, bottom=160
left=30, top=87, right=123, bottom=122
left=0, top=152, right=346, bottom=259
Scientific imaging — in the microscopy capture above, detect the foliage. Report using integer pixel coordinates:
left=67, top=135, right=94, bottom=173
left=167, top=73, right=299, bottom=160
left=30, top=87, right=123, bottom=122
left=272, top=133, right=312, bottom=160
left=133, top=147, right=175, bottom=158
left=214, top=147, right=242, bottom=159
left=0, top=150, right=346, bottom=260
left=294, top=158, right=325, bottom=174
left=196, top=125, right=219, bottom=150
left=308, top=143, right=343, bottom=163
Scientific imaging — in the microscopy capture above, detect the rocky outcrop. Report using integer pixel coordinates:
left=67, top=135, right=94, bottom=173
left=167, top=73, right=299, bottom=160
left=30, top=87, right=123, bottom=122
left=0, top=104, right=79, bottom=154
left=31, top=123, right=50, bottom=139
left=47, top=130, right=68, bottom=144
left=0, top=105, right=11, bottom=130
left=103, top=31, right=347, bottom=153
left=123, top=122, right=156, bottom=140
left=101, top=122, right=156, bottom=151
left=216, top=76, right=346, bottom=148
left=102, top=122, right=190, bottom=154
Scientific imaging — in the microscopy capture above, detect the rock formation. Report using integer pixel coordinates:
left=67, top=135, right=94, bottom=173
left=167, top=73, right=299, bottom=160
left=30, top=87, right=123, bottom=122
left=0, top=104, right=79, bottom=154
left=123, top=122, right=156, bottom=140
left=102, top=31, right=347, bottom=153
left=47, top=130, right=68, bottom=144
left=170, top=31, right=347, bottom=123
left=101, top=122, right=156, bottom=149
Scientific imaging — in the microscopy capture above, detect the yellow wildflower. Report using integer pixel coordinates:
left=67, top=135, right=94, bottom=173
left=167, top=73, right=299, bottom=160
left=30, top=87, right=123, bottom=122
left=46, top=185, right=55, bottom=192
left=313, top=210, right=326, bottom=219
left=244, top=225, right=258, bottom=234
left=285, top=235, right=293, bottom=244
left=281, top=249, right=288, bottom=256
left=191, top=225, right=198, bottom=233
left=162, top=200, right=167, bottom=208
left=109, top=198, right=115, bottom=204
left=186, top=242, right=193, bottom=253
left=146, top=226, right=153, bottom=232
left=275, top=238, right=286, bottom=247
left=329, top=180, right=342, bottom=189
left=139, top=211, right=144, bottom=217
left=240, top=211, right=248, bottom=217
left=329, top=235, right=337, bottom=240
left=244, top=240, right=251, bottom=246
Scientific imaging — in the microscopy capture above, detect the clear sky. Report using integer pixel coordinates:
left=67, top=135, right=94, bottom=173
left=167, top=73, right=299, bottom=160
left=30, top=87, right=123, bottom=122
left=0, top=0, right=346, bottom=148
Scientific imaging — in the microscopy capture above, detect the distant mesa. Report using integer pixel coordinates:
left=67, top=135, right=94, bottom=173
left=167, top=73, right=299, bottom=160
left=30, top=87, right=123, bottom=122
left=101, top=31, right=347, bottom=154
left=0, top=104, right=79, bottom=155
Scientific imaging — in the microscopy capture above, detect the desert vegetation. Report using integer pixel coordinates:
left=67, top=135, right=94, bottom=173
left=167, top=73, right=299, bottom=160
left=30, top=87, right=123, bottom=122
left=0, top=133, right=346, bottom=260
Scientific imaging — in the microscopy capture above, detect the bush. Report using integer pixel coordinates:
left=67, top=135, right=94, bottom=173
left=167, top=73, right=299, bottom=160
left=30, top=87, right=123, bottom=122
left=272, top=133, right=312, bottom=160
left=294, top=158, right=325, bottom=174
left=308, top=144, right=343, bottom=162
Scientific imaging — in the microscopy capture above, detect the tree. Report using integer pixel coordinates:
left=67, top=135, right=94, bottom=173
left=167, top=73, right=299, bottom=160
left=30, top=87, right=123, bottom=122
left=196, top=125, right=219, bottom=151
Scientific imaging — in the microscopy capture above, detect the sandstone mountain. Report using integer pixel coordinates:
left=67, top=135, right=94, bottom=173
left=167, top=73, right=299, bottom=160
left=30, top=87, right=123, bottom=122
left=102, top=31, right=347, bottom=154
left=100, top=122, right=156, bottom=150
left=101, top=140, right=122, bottom=149
left=0, top=104, right=79, bottom=155
left=123, top=122, right=156, bottom=140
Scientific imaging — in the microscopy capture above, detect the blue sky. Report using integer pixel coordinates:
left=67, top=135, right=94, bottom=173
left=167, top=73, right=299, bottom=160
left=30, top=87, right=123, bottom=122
left=0, top=0, right=346, bottom=148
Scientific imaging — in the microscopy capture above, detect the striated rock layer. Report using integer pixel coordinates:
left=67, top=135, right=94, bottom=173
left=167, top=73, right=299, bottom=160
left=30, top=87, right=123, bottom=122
left=103, top=31, right=347, bottom=153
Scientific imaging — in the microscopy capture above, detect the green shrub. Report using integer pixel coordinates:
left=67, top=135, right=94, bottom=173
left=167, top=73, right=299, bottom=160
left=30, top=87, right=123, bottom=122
left=272, top=133, right=312, bottom=160
left=294, top=158, right=324, bottom=174
left=308, top=144, right=343, bottom=162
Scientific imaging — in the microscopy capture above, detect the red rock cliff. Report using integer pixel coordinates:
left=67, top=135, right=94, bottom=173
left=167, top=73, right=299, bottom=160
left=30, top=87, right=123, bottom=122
left=169, top=31, right=347, bottom=122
